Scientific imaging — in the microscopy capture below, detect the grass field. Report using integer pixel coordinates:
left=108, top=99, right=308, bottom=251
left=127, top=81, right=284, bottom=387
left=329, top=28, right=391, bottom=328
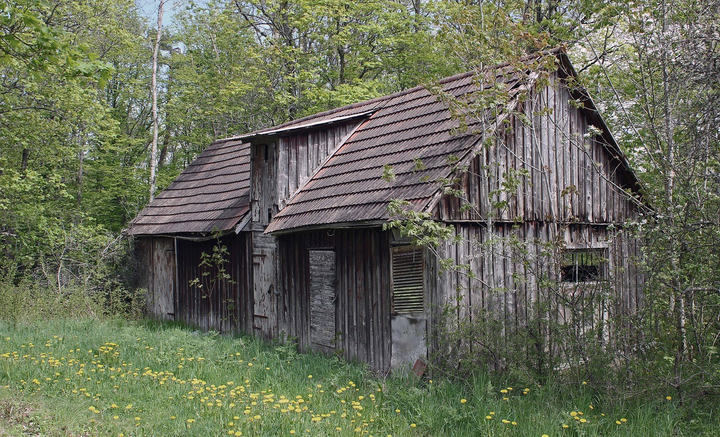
left=0, top=318, right=713, bottom=436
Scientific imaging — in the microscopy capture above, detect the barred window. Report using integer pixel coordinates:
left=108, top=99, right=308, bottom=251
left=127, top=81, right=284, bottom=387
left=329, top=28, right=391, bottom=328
left=561, top=251, right=605, bottom=283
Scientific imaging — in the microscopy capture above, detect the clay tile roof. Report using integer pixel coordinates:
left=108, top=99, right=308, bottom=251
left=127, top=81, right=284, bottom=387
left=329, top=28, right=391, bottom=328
left=127, top=138, right=250, bottom=236
left=264, top=67, right=530, bottom=233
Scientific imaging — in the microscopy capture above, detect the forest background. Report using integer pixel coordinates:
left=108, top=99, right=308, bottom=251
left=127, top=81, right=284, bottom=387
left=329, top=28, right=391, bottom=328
left=1, top=0, right=719, bottom=408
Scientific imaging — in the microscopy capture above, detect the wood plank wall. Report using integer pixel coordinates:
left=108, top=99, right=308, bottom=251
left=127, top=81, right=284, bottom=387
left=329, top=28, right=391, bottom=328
left=276, top=122, right=360, bottom=209
left=137, top=237, right=175, bottom=321
left=439, top=72, right=638, bottom=224
left=430, top=222, right=644, bottom=365
left=277, top=228, right=392, bottom=372
left=174, top=233, right=252, bottom=334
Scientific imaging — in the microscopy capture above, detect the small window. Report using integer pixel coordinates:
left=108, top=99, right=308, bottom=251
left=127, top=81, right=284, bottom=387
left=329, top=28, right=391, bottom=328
left=561, top=251, right=604, bottom=283
left=391, top=246, right=425, bottom=315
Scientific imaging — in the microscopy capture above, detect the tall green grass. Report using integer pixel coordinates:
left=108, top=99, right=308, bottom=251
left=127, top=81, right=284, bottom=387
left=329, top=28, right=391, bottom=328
left=0, top=318, right=714, bottom=436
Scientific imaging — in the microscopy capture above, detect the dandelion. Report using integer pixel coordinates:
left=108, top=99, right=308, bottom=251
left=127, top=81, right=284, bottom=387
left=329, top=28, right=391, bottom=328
left=666, top=396, right=672, bottom=401
left=460, top=399, right=467, bottom=404
left=485, top=416, right=492, bottom=420
left=410, top=423, right=416, bottom=428
left=616, top=420, right=622, bottom=425
left=562, top=424, right=569, bottom=428
left=621, top=418, right=627, bottom=422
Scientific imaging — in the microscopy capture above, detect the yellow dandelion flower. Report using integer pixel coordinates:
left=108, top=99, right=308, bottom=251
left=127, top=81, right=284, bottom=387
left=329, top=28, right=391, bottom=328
left=616, top=420, right=621, bottom=425
left=620, top=418, right=627, bottom=422
left=460, top=399, right=467, bottom=404
left=542, top=434, right=549, bottom=437
left=410, top=423, right=416, bottom=428
left=485, top=416, right=492, bottom=420
left=666, top=396, right=672, bottom=401
left=570, top=411, right=578, bottom=417
left=512, top=422, right=517, bottom=426
left=580, top=418, right=587, bottom=423
left=562, top=424, right=569, bottom=428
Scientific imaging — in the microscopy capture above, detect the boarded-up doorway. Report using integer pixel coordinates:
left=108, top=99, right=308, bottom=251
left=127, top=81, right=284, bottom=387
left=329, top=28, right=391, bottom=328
left=309, top=250, right=336, bottom=353
left=149, top=238, right=175, bottom=320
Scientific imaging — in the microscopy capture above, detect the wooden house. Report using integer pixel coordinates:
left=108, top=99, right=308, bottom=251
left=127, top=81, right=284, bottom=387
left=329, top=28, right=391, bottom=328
left=128, top=49, right=643, bottom=372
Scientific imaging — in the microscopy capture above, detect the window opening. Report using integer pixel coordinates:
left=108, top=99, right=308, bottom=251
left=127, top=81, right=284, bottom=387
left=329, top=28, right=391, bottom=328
left=561, top=251, right=604, bottom=283
left=391, top=246, right=425, bottom=315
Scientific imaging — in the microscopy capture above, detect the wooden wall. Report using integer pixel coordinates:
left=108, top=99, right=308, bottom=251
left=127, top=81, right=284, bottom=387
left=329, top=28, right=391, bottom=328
left=276, top=122, right=360, bottom=210
left=137, top=237, right=175, bottom=321
left=277, top=228, right=393, bottom=372
left=174, top=233, right=252, bottom=333
left=251, top=121, right=361, bottom=228
left=439, top=72, right=638, bottom=224
left=430, top=222, right=644, bottom=363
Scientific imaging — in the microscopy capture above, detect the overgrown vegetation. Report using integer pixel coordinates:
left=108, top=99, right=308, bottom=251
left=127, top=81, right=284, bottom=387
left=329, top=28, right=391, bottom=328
left=1, top=318, right=714, bottom=436
left=1, top=0, right=719, bottom=431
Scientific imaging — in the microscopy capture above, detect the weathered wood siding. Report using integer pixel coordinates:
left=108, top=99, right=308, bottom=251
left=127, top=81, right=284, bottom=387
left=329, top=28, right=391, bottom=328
left=430, top=222, right=643, bottom=363
left=277, top=229, right=393, bottom=372
left=175, top=233, right=252, bottom=333
left=251, top=232, right=277, bottom=339
left=137, top=237, right=176, bottom=321
left=276, top=122, right=361, bottom=210
left=439, top=71, right=638, bottom=224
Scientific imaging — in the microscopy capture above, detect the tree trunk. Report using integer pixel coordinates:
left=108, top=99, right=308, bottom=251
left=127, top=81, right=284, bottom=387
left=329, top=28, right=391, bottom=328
left=149, top=0, right=166, bottom=202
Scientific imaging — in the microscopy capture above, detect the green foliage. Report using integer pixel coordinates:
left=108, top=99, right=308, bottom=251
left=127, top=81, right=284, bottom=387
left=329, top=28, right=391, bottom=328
left=189, top=235, right=235, bottom=300
left=0, top=318, right=715, bottom=435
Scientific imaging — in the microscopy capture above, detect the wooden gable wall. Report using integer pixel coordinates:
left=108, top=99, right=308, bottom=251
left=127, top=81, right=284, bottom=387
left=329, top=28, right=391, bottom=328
left=438, top=72, right=638, bottom=224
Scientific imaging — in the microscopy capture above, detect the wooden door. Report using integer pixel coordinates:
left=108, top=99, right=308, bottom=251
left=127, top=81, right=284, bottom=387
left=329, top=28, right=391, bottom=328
left=252, top=232, right=276, bottom=339
left=309, top=250, right=336, bottom=353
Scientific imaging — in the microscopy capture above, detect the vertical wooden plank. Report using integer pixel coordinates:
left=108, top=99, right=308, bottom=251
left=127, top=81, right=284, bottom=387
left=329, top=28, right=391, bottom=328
left=357, top=231, right=368, bottom=365
left=277, top=137, right=289, bottom=206
left=298, top=132, right=308, bottom=185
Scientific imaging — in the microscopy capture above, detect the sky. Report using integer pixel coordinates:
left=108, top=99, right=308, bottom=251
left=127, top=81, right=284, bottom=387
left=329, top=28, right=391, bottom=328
left=136, top=0, right=194, bottom=27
